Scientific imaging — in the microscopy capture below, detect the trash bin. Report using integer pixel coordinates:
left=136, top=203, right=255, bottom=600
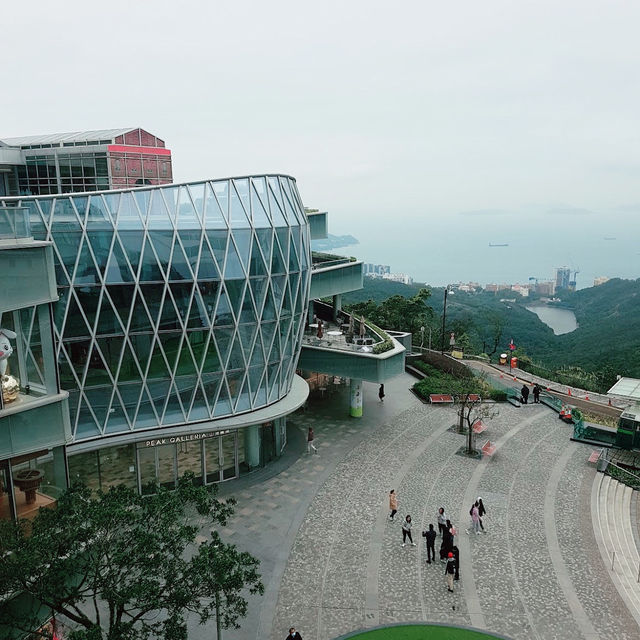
left=499, top=353, right=508, bottom=365
left=511, top=356, right=518, bottom=369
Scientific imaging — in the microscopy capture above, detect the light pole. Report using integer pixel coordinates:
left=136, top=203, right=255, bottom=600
left=440, top=286, right=454, bottom=354
left=420, top=326, right=425, bottom=351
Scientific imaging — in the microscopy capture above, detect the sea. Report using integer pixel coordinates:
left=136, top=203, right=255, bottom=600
left=326, top=208, right=640, bottom=290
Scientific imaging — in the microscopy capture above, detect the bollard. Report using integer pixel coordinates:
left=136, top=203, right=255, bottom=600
left=611, top=551, right=616, bottom=571
left=637, top=563, right=640, bottom=583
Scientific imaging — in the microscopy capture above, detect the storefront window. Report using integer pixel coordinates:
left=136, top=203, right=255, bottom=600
left=9, top=447, right=66, bottom=521
left=99, top=445, right=136, bottom=490
left=68, top=450, right=100, bottom=492
left=0, top=461, right=15, bottom=521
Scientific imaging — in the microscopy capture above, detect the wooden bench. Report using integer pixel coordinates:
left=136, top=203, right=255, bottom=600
left=472, top=420, right=487, bottom=434
left=468, top=394, right=481, bottom=403
left=429, top=394, right=454, bottom=404
left=481, top=440, right=497, bottom=458
left=588, top=449, right=602, bottom=464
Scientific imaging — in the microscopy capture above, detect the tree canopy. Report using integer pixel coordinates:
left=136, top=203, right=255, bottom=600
left=345, top=287, right=433, bottom=335
left=0, top=474, right=263, bottom=640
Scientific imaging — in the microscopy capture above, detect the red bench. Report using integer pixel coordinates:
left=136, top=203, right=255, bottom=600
left=467, top=394, right=481, bottom=403
left=472, top=419, right=487, bottom=434
left=588, top=449, right=602, bottom=464
left=481, top=440, right=497, bottom=458
left=429, top=394, right=454, bottom=404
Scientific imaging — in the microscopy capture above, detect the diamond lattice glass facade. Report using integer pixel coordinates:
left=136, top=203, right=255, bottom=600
left=1, top=175, right=311, bottom=443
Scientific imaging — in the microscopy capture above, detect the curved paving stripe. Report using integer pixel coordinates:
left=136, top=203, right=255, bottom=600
left=458, top=410, right=546, bottom=629
left=544, top=444, right=599, bottom=639
left=365, top=416, right=454, bottom=625
left=309, top=409, right=442, bottom=638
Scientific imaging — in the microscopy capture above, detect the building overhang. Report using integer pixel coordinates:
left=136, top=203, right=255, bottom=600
left=310, top=260, right=364, bottom=299
left=68, top=375, right=310, bottom=453
left=298, top=338, right=406, bottom=383
left=307, top=211, right=328, bottom=240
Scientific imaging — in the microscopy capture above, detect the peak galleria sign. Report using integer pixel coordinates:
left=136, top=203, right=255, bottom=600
left=143, top=429, right=233, bottom=448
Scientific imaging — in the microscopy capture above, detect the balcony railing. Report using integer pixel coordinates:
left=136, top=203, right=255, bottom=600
left=303, top=302, right=393, bottom=354
left=311, top=251, right=355, bottom=270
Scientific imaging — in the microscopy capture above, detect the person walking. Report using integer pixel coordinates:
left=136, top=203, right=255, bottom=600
left=402, top=515, right=416, bottom=547
left=532, top=384, right=541, bottom=403
left=447, top=519, right=457, bottom=545
left=307, top=427, right=317, bottom=454
left=422, top=523, right=437, bottom=563
left=437, top=507, right=447, bottom=537
left=477, top=497, right=487, bottom=532
left=445, top=552, right=456, bottom=592
left=378, top=384, right=385, bottom=402
left=521, top=384, right=529, bottom=404
left=286, top=628, right=303, bottom=640
left=388, top=489, right=398, bottom=521
left=471, top=503, right=481, bottom=535
left=440, top=522, right=453, bottom=561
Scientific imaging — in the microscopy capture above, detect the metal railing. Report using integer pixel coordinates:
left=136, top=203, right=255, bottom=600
left=311, top=251, right=354, bottom=270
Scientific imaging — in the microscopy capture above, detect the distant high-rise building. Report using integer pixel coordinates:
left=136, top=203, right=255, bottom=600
left=555, top=267, right=571, bottom=290
left=363, top=263, right=390, bottom=276
left=536, top=281, right=556, bottom=296
left=594, top=276, right=610, bottom=286
left=0, top=127, right=173, bottom=196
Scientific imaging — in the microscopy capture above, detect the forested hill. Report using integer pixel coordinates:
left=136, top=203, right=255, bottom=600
left=551, top=278, right=640, bottom=376
left=342, top=277, right=640, bottom=377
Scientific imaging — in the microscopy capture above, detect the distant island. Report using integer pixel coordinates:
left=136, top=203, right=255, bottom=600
left=311, top=233, right=359, bottom=251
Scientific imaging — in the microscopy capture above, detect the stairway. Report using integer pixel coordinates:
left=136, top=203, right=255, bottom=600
left=593, top=473, right=640, bottom=626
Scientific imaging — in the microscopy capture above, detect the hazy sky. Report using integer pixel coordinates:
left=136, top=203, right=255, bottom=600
left=5, top=1, right=640, bottom=237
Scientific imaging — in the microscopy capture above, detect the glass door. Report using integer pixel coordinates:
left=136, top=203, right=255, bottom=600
left=138, top=447, right=157, bottom=495
left=204, top=436, right=221, bottom=484
left=177, top=441, right=204, bottom=485
left=157, top=444, right=176, bottom=490
left=221, top=433, right=237, bottom=480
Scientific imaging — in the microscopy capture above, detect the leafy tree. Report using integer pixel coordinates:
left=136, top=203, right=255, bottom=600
left=0, top=474, right=264, bottom=640
left=454, top=379, right=499, bottom=455
left=346, top=288, right=433, bottom=335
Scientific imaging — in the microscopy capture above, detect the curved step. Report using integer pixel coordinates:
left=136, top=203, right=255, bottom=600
left=593, top=472, right=640, bottom=626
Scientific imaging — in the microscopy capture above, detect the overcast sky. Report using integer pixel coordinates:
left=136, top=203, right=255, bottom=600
left=5, top=1, right=640, bottom=234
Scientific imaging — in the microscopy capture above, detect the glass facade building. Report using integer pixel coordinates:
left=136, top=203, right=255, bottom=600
left=0, top=128, right=173, bottom=196
left=1, top=174, right=311, bottom=489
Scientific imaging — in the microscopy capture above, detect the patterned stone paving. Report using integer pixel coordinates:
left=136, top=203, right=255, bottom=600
left=187, top=373, right=640, bottom=640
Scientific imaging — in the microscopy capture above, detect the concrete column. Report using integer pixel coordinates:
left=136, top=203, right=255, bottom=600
left=274, top=417, right=285, bottom=454
left=245, top=425, right=261, bottom=469
left=332, top=294, right=342, bottom=322
left=349, top=378, right=363, bottom=418
left=308, top=301, right=315, bottom=323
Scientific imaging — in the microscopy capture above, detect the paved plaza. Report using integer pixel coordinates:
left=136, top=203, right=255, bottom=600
left=203, top=372, right=640, bottom=640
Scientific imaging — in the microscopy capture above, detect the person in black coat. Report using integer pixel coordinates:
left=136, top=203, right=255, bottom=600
left=532, top=384, right=541, bottom=403
left=521, top=384, right=529, bottom=404
left=440, top=524, right=453, bottom=561
left=286, top=628, right=302, bottom=640
left=422, top=523, right=437, bottom=564
left=477, top=497, right=487, bottom=532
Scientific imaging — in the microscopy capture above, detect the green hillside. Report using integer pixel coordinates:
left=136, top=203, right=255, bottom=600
left=343, top=277, right=640, bottom=380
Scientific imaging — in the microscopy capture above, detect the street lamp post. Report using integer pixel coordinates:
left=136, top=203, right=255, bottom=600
left=440, top=286, right=453, bottom=355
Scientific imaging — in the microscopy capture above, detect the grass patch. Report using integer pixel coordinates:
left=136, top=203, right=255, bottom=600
left=343, top=624, right=506, bottom=639
left=411, top=361, right=506, bottom=403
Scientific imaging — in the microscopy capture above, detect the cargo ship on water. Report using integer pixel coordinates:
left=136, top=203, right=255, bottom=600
left=489, top=242, right=509, bottom=247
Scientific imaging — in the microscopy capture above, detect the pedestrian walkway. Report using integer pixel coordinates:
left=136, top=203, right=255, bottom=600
left=188, top=373, right=640, bottom=640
